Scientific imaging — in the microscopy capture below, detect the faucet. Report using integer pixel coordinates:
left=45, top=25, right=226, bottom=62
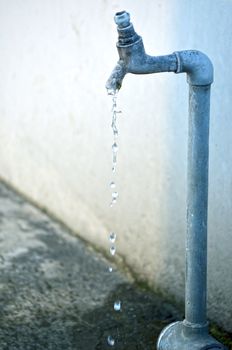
left=106, top=11, right=226, bottom=350
left=106, top=11, right=213, bottom=91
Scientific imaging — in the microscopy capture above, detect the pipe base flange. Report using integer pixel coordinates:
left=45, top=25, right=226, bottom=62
left=157, top=321, right=227, bottom=350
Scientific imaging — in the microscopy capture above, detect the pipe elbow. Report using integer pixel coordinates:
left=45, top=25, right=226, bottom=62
left=175, top=50, right=214, bottom=86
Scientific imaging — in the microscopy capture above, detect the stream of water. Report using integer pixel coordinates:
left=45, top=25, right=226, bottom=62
left=107, top=89, right=122, bottom=346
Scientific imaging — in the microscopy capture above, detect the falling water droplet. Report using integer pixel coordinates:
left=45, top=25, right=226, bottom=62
left=110, top=198, right=117, bottom=207
left=109, top=266, right=113, bottom=272
left=112, top=143, right=118, bottom=153
left=114, top=300, right=121, bottom=311
left=107, top=88, right=117, bottom=96
left=112, top=154, right=117, bottom=167
left=107, top=335, right=115, bottom=346
left=112, top=192, right=118, bottom=199
left=110, top=191, right=118, bottom=206
left=112, top=125, right=118, bottom=137
left=111, top=199, right=117, bottom=206
left=109, top=232, right=116, bottom=243
left=110, top=181, right=116, bottom=189
left=110, top=246, right=116, bottom=256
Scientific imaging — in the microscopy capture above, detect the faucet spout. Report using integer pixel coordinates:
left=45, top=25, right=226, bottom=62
left=105, top=60, right=127, bottom=93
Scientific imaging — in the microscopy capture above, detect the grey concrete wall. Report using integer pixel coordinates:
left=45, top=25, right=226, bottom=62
left=0, top=0, right=231, bottom=332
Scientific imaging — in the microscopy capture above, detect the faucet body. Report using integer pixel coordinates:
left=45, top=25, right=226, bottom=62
left=106, top=11, right=213, bottom=91
left=106, top=11, right=226, bottom=350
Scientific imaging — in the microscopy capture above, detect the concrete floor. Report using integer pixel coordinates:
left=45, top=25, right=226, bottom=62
left=0, top=181, right=201, bottom=349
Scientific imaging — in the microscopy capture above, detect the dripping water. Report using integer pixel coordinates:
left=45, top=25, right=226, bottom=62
left=107, top=335, right=115, bottom=346
left=106, top=88, right=123, bottom=346
left=114, top=300, right=121, bottom=312
left=109, top=89, right=121, bottom=179
left=109, top=232, right=116, bottom=243
left=110, top=245, right=116, bottom=256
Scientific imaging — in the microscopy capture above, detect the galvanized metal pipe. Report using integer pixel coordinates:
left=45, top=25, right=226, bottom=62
left=185, top=84, right=210, bottom=326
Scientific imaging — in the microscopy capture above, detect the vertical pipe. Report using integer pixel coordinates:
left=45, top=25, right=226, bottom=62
left=185, top=84, right=211, bottom=325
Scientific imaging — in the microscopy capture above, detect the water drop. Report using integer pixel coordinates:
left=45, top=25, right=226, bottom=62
left=110, top=246, right=116, bottom=256
left=109, top=232, right=116, bottom=243
left=113, top=130, right=118, bottom=138
left=112, top=114, right=116, bottom=120
left=110, top=198, right=117, bottom=207
left=107, top=335, right=115, bottom=346
left=110, top=181, right=116, bottom=189
left=112, top=121, right=118, bottom=132
left=114, top=300, right=121, bottom=311
left=112, top=143, right=118, bottom=153
left=110, top=197, right=117, bottom=207
left=109, top=266, right=113, bottom=272
left=112, top=154, right=117, bottom=167
left=107, top=88, right=117, bottom=96
left=112, top=192, right=118, bottom=199
left=112, top=165, right=116, bottom=173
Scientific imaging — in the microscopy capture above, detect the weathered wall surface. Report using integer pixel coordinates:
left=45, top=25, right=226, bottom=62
left=0, top=0, right=231, bottom=331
